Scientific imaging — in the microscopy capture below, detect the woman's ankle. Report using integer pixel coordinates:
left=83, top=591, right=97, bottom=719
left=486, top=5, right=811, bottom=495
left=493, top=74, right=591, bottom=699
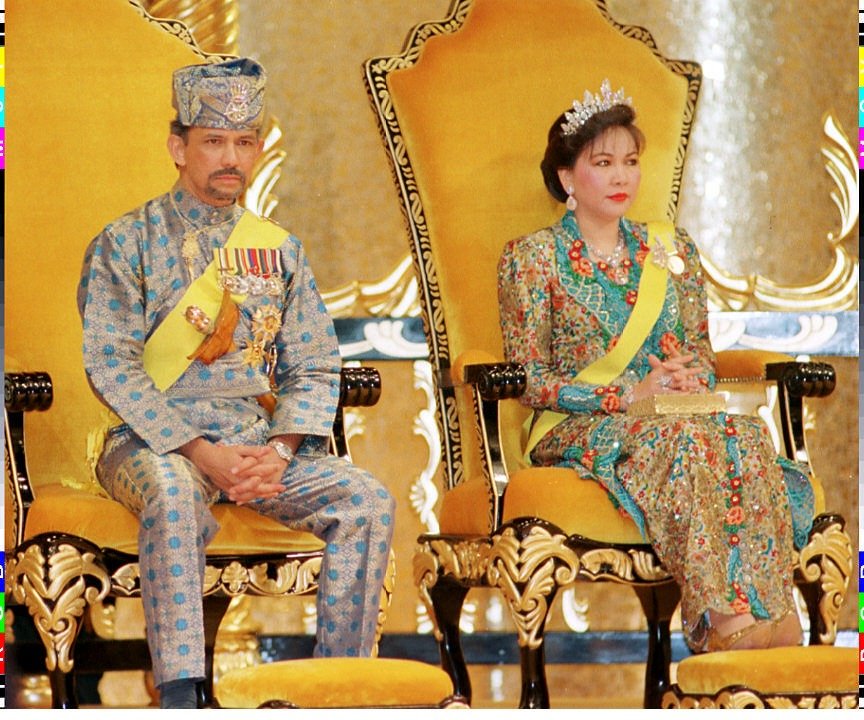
left=708, top=610, right=755, bottom=638
left=769, top=612, right=802, bottom=648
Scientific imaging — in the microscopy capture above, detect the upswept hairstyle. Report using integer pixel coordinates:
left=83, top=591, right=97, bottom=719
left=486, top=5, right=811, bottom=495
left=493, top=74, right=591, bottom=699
left=540, top=104, right=645, bottom=203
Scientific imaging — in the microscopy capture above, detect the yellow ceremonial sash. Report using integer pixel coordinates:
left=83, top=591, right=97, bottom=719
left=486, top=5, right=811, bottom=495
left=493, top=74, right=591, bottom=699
left=521, top=220, right=676, bottom=462
left=142, top=211, right=286, bottom=391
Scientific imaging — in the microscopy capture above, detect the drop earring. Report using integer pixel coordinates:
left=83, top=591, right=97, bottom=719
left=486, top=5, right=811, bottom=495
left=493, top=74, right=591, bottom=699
left=566, top=186, right=577, bottom=212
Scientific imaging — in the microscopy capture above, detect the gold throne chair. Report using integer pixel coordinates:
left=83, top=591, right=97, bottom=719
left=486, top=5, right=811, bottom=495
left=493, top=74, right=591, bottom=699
left=4, top=0, right=388, bottom=709
left=364, top=0, right=851, bottom=708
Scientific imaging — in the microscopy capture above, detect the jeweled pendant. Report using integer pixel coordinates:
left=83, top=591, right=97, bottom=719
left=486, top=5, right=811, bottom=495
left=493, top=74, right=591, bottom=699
left=611, top=267, right=628, bottom=285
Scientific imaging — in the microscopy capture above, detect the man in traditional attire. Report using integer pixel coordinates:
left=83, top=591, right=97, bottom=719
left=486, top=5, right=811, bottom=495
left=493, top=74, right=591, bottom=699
left=78, top=58, right=395, bottom=709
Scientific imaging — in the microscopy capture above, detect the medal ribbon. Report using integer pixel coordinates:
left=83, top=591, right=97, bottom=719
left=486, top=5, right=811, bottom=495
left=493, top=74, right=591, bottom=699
left=142, top=211, right=286, bottom=391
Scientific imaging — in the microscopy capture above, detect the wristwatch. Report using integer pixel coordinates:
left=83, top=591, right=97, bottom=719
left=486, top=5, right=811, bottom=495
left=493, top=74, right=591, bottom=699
left=267, top=439, right=295, bottom=464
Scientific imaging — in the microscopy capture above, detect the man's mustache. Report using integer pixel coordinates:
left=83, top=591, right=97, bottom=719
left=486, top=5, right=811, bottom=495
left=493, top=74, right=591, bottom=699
left=209, top=168, right=246, bottom=182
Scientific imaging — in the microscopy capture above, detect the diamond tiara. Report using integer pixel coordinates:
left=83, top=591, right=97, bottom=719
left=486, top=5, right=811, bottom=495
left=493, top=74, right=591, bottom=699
left=560, top=79, right=632, bottom=136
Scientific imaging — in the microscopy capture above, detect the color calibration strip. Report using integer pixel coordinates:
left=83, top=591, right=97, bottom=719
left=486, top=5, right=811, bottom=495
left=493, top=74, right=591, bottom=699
left=859, top=69, right=864, bottom=644
left=860, top=4, right=864, bottom=171
left=1, top=0, right=6, bottom=708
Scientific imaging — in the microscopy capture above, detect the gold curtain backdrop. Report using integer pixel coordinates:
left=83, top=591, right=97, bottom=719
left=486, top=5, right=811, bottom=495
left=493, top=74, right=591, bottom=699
left=235, top=0, right=857, bottom=293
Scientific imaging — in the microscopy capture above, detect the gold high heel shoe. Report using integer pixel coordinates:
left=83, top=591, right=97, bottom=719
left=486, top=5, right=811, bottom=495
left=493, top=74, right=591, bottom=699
left=704, top=620, right=773, bottom=653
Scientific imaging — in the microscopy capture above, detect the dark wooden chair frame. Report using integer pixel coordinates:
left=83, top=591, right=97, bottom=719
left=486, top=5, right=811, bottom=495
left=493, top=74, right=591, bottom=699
left=5, top=366, right=383, bottom=709
left=415, top=359, right=850, bottom=708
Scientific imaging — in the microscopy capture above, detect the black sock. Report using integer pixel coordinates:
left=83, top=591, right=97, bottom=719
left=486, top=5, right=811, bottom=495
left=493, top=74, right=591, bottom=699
left=159, top=678, right=199, bottom=709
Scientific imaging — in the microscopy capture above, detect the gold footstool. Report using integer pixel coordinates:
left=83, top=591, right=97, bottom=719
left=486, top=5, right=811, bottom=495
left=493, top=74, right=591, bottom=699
left=215, top=657, right=468, bottom=709
left=662, top=646, right=857, bottom=709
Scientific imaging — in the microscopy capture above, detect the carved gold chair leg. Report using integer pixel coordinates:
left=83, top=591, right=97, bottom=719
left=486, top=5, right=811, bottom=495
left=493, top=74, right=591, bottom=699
left=794, top=513, right=852, bottom=646
left=7, top=532, right=112, bottom=709
left=486, top=520, right=580, bottom=709
left=427, top=575, right=473, bottom=703
left=198, top=595, right=233, bottom=708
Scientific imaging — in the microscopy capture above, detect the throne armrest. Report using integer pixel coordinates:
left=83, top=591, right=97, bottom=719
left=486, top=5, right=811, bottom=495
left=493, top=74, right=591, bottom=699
left=330, top=366, right=382, bottom=459
left=764, top=360, right=835, bottom=466
left=5, top=371, right=54, bottom=413
left=715, top=350, right=835, bottom=464
left=5, top=372, right=53, bottom=549
left=338, top=366, right=382, bottom=407
left=449, top=351, right=527, bottom=489
left=428, top=353, right=527, bottom=534
left=462, top=362, right=527, bottom=401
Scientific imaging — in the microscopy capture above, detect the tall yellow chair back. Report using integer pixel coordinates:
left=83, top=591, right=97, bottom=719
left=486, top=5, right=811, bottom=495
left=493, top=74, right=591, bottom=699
left=6, top=0, right=220, bottom=506
left=365, top=5, right=849, bottom=710
left=366, top=0, right=700, bottom=491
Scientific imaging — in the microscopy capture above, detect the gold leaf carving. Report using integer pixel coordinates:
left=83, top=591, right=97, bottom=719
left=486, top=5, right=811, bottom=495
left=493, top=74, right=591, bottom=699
left=88, top=600, right=117, bottom=640
left=142, top=0, right=239, bottom=55
left=294, top=557, right=323, bottom=594
left=8, top=543, right=111, bottom=673
left=111, top=562, right=141, bottom=595
left=795, top=521, right=851, bottom=644
left=204, top=557, right=322, bottom=597
left=413, top=543, right=443, bottom=642
left=219, top=561, right=250, bottom=594
left=486, top=526, right=579, bottom=649
left=579, top=548, right=634, bottom=581
left=703, top=113, right=858, bottom=311
left=428, top=538, right=491, bottom=582
left=662, top=688, right=856, bottom=709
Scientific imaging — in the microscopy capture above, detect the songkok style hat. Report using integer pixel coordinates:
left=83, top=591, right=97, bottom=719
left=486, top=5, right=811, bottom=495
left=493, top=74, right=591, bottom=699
left=172, top=57, right=266, bottom=130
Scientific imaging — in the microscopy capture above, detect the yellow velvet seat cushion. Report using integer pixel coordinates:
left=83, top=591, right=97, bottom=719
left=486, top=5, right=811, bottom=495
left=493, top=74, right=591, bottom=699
left=502, top=467, right=645, bottom=544
left=438, top=468, right=645, bottom=544
left=675, top=646, right=857, bottom=695
left=215, top=658, right=458, bottom=708
left=439, top=467, right=649, bottom=544
left=438, top=474, right=497, bottom=536
left=715, top=349, right=794, bottom=380
left=24, top=484, right=324, bottom=555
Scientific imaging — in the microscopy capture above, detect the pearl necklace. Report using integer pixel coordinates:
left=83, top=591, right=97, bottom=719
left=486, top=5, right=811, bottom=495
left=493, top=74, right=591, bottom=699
left=583, top=234, right=625, bottom=267
left=561, top=211, right=633, bottom=286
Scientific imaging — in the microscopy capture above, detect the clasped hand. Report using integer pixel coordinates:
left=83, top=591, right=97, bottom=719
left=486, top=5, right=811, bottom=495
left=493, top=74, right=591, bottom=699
left=181, top=440, right=287, bottom=505
left=635, top=348, right=705, bottom=402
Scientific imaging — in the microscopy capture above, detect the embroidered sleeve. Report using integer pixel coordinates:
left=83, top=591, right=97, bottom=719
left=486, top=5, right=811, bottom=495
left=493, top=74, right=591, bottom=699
left=268, top=235, right=341, bottom=440
left=498, top=234, right=619, bottom=415
left=673, top=227, right=716, bottom=390
left=78, top=220, right=201, bottom=455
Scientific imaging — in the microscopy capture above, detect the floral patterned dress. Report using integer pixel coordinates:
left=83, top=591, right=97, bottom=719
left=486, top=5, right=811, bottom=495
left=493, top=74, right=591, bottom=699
left=497, top=212, right=813, bottom=651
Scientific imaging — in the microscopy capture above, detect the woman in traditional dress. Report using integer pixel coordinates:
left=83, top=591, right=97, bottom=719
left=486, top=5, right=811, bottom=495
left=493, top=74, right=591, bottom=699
left=497, top=80, right=813, bottom=652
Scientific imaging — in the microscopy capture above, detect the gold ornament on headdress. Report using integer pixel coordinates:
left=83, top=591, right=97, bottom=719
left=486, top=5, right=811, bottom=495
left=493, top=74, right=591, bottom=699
left=225, top=79, right=253, bottom=123
left=561, top=79, right=632, bottom=136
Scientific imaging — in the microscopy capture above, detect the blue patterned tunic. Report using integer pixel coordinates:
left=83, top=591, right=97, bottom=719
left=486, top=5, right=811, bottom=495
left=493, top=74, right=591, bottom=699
left=78, top=184, right=394, bottom=685
left=78, top=183, right=339, bottom=452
